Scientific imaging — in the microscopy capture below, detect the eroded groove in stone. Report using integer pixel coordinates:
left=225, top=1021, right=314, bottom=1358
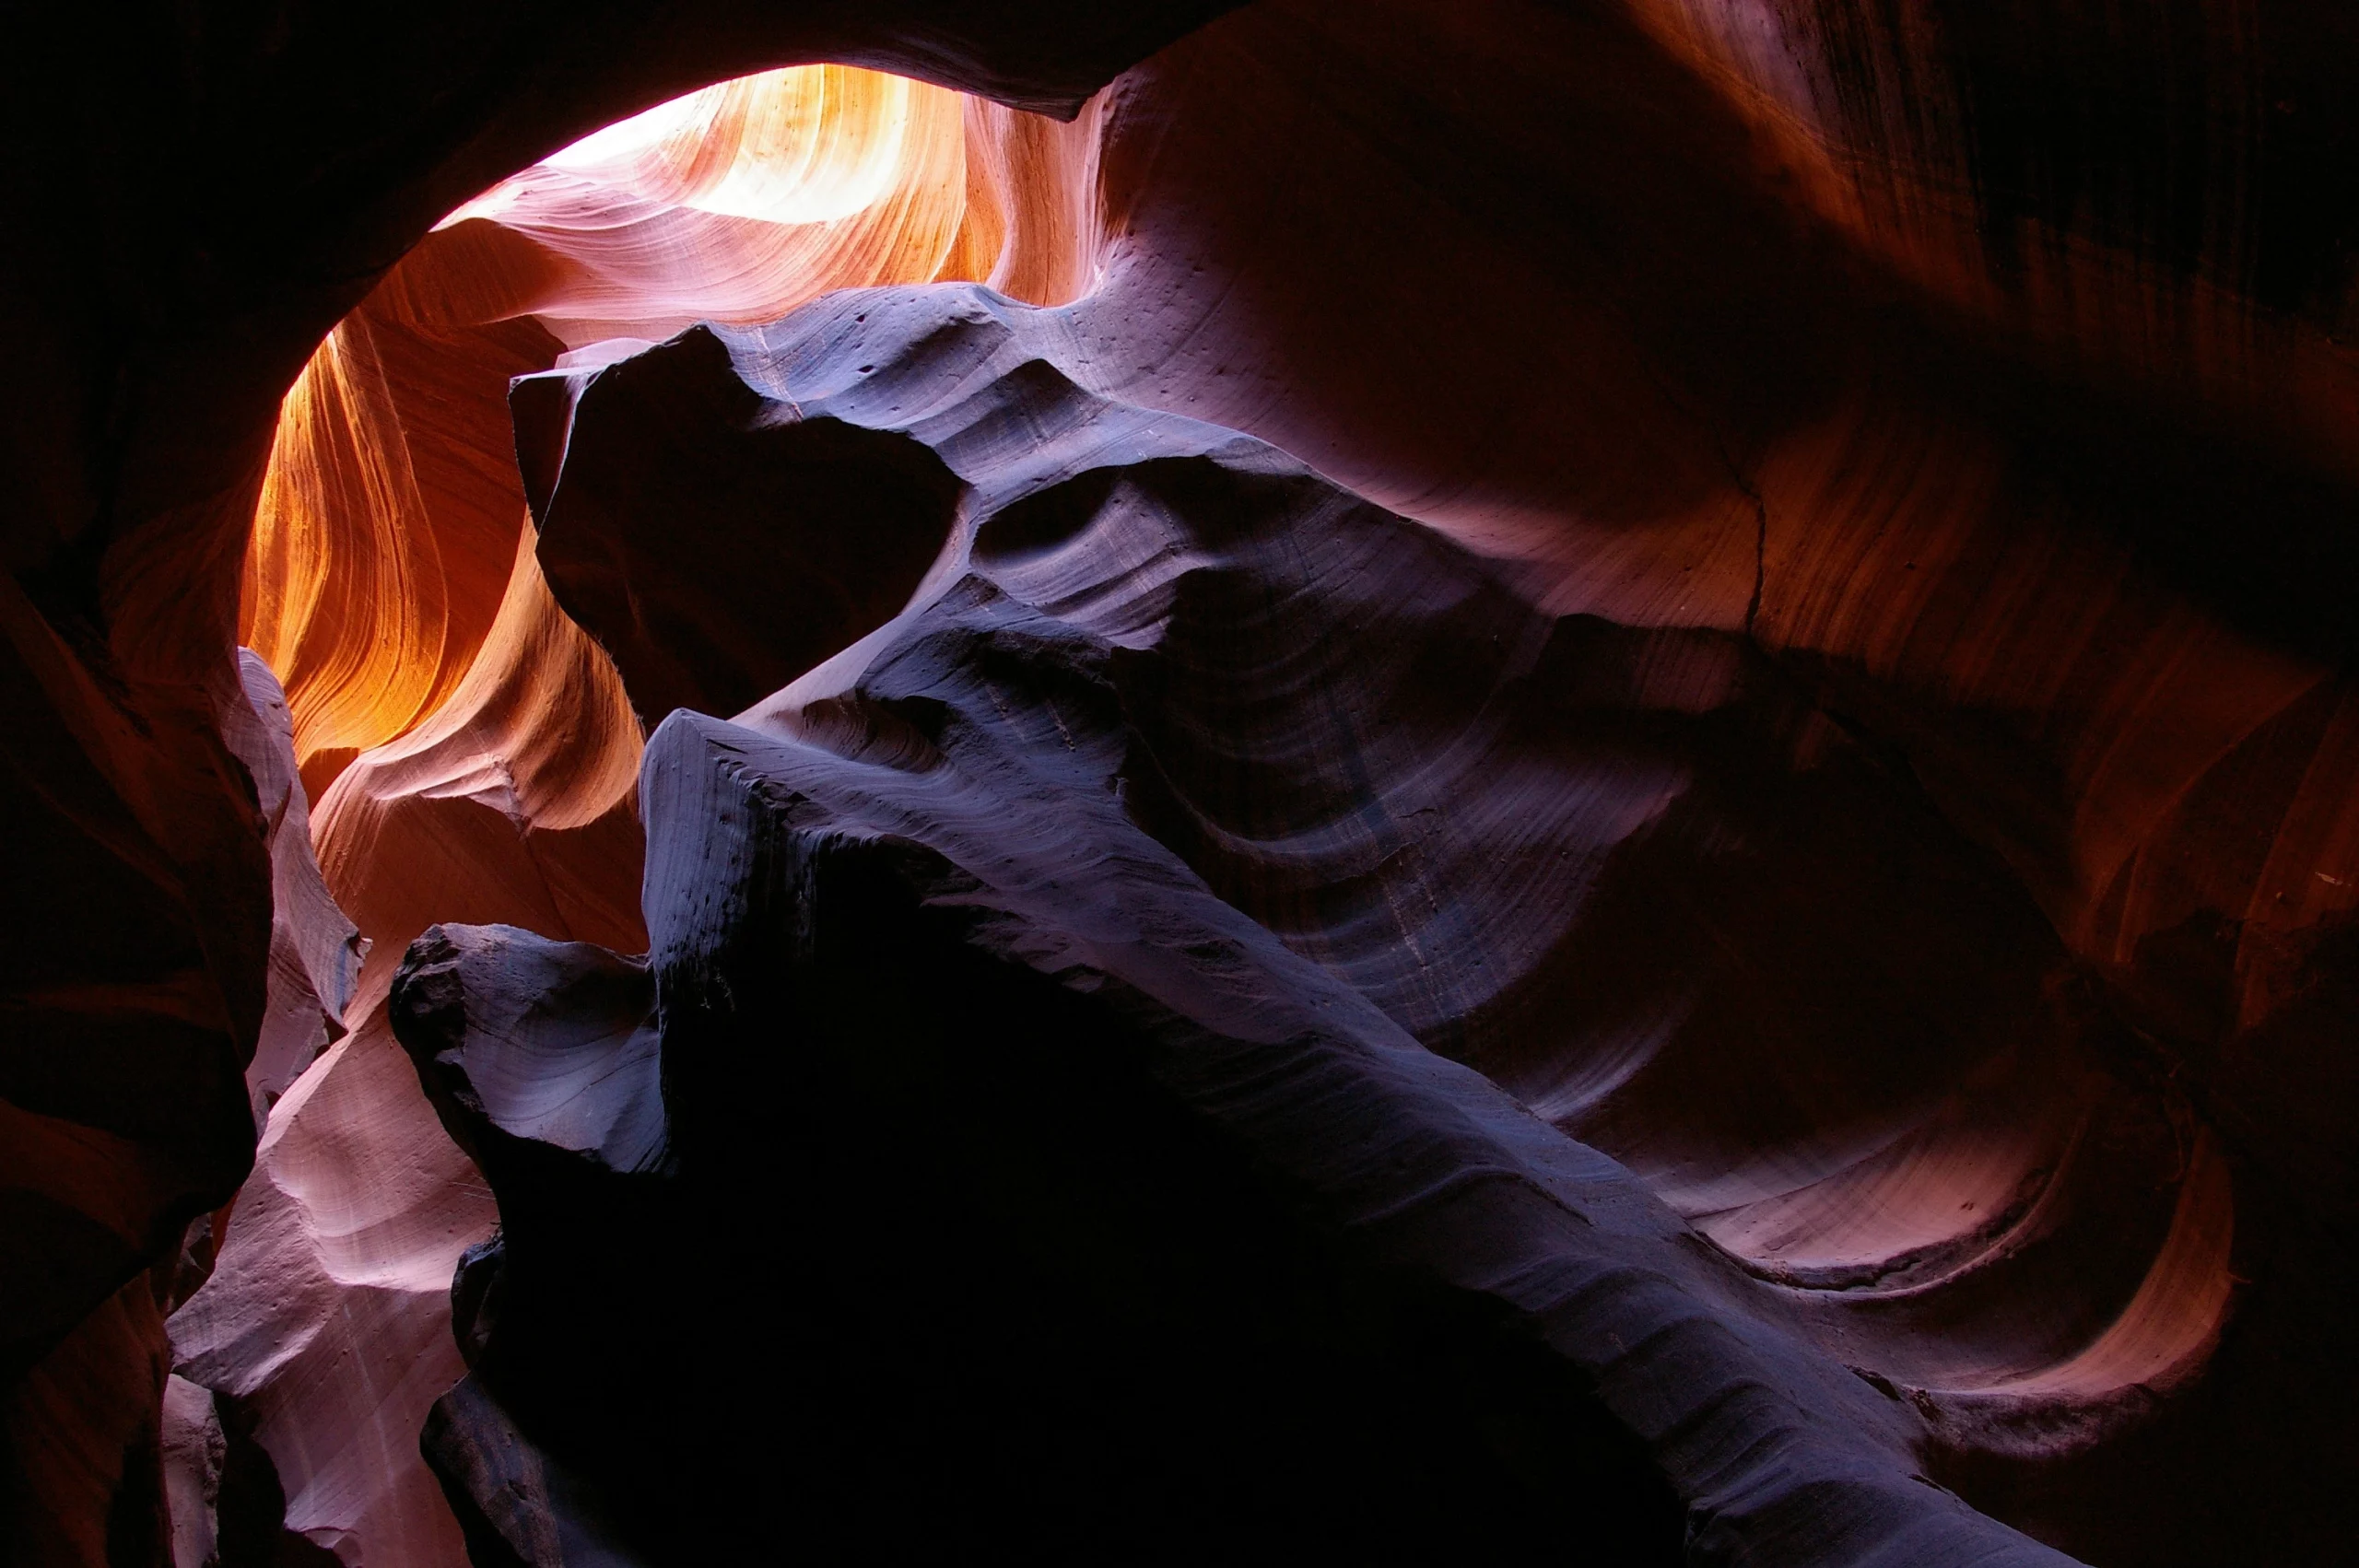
left=382, top=286, right=2254, bottom=1564
left=11, top=0, right=2359, bottom=1560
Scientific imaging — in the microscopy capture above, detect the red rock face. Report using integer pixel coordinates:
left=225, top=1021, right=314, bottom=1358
left=6, top=0, right=2359, bottom=1563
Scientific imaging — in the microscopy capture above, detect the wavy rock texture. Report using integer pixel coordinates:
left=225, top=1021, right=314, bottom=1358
left=169, top=542, right=643, bottom=1568
left=218, top=654, right=367, bottom=1122
left=390, top=287, right=2117, bottom=1564
left=8, top=0, right=2359, bottom=1562
left=1050, top=9, right=2359, bottom=1555
left=245, top=62, right=1113, bottom=801
left=384, top=284, right=2241, bottom=1564
left=0, top=3, right=1230, bottom=1560
left=311, top=529, right=649, bottom=1009
left=514, top=341, right=969, bottom=721
left=170, top=1005, right=497, bottom=1568
left=182, top=60, right=1133, bottom=1568
left=393, top=160, right=2358, bottom=1542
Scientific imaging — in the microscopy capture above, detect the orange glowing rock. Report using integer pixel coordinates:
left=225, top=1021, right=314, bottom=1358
left=12, top=0, right=2359, bottom=1560
left=192, top=61, right=1116, bottom=1568
left=312, top=524, right=649, bottom=1007
left=241, top=63, right=1111, bottom=799
left=0, top=6, right=1231, bottom=1561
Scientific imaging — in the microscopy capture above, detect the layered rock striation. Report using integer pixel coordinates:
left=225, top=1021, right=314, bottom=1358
left=0, top=5, right=1230, bottom=1560
left=7, top=0, right=2359, bottom=1562
left=393, top=287, right=2263, bottom=1564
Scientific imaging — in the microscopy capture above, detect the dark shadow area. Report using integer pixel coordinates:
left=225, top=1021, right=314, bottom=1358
left=395, top=834, right=1688, bottom=1565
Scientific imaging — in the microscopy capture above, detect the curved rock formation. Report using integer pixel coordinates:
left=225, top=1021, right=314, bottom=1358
left=1050, top=12, right=2359, bottom=1553
left=0, top=655, right=333, bottom=1566
left=219, top=654, right=368, bottom=1123
left=170, top=1005, right=498, bottom=1568
left=518, top=356, right=966, bottom=722
left=240, top=60, right=1108, bottom=802
left=170, top=57, right=1135, bottom=1568
left=388, top=286, right=2274, bottom=1563
left=163, top=543, right=646, bottom=1567
left=231, top=53, right=1125, bottom=1015
left=0, top=5, right=1230, bottom=1560
left=7, top=0, right=2359, bottom=1562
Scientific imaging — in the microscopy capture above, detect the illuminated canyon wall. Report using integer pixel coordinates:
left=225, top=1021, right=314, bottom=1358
left=6, top=0, right=2359, bottom=1563
left=169, top=65, right=1117, bottom=1568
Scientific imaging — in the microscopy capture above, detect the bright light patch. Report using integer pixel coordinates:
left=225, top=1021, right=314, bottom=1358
left=464, top=65, right=913, bottom=228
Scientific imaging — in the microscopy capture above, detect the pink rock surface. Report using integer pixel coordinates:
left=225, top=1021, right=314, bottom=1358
left=170, top=1006, right=498, bottom=1568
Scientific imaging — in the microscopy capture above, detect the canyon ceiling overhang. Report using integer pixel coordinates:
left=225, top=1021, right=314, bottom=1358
left=6, top=1, right=2359, bottom=1564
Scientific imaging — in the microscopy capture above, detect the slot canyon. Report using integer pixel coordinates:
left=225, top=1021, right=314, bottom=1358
left=5, top=1, right=2357, bottom=1562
